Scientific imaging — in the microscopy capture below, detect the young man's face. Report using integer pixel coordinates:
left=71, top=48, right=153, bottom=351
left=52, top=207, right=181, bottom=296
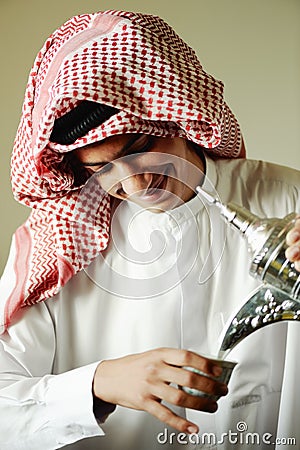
left=74, top=134, right=205, bottom=212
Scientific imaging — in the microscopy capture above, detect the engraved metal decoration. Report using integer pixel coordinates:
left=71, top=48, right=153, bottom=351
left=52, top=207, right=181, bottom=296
left=196, top=186, right=300, bottom=356
left=219, top=285, right=300, bottom=357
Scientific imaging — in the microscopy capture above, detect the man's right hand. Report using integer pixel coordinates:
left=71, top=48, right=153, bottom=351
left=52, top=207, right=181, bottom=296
left=93, top=347, right=228, bottom=434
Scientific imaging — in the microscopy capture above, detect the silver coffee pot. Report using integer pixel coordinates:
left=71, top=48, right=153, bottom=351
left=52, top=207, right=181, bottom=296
left=196, top=186, right=300, bottom=357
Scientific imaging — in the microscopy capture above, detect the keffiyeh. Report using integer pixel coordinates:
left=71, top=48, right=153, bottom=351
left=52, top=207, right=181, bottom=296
left=1, top=10, right=244, bottom=333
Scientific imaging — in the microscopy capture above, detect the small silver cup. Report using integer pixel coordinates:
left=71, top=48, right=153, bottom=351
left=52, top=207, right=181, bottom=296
left=182, top=357, right=237, bottom=400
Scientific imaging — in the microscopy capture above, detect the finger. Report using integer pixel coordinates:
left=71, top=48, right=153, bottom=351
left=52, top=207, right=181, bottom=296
left=158, top=363, right=228, bottom=397
left=286, top=220, right=300, bottom=246
left=285, top=244, right=300, bottom=263
left=151, top=382, right=219, bottom=413
left=145, top=398, right=200, bottom=434
left=157, top=348, right=223, bottom=378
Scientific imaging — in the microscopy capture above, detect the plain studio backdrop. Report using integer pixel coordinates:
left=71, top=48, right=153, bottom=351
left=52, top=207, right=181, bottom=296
left=0, top=0, right=299, bottom=274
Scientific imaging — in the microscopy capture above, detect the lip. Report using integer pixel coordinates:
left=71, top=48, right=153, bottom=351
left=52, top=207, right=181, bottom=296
left=145, top=173, right=167, bottom=195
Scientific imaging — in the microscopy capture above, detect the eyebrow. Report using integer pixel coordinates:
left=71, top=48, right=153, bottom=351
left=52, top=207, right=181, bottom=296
left=80, top=135, right=143, bottom=167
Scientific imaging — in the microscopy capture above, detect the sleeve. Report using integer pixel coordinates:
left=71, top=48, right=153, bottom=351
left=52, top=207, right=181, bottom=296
left=0, top=301, right=106, bottom=450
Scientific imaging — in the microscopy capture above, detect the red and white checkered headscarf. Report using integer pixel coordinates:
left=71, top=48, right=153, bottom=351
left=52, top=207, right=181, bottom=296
left=1, top=10, right=244, bottom=332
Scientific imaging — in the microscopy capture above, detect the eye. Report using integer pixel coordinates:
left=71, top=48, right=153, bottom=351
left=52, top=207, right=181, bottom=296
left=96, top=162, right=113, bottom=175
left=84, top=162, right=113, bottom=176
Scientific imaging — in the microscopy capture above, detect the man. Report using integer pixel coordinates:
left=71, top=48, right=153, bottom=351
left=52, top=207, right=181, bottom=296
left=0, top=10, right=299, bottom=450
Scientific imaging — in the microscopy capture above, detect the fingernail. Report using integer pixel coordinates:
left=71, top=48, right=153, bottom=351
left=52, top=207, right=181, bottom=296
left=289, top=231, right=300, bottom=243
left=187, top=425, right=198, bottom=434
left=212, top=365, right=222, bottom=377
left=287, top=245, right=300, bottom=260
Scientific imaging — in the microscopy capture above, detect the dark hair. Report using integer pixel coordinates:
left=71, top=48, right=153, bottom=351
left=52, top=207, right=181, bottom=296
left=50, top=101, right=119, bottom=145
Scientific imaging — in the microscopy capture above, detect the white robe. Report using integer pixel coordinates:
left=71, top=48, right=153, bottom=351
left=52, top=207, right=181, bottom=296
left=0, top=155, right=299, bottom=449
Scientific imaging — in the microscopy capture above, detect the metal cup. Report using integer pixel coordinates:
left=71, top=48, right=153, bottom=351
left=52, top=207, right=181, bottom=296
left=182, top=357, right=237, bottom=400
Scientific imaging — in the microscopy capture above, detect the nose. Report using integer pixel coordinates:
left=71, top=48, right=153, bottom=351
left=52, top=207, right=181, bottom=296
left=120, top=172, right=153, bottom=196
left=112, top=160, right=153, bottom=197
